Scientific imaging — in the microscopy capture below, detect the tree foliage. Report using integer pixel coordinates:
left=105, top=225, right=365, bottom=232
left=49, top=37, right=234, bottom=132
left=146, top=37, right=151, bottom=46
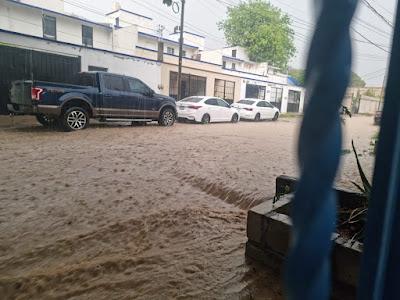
left=351, top=72, right=366, bottom=87
left=288, top=69, right=305, bottom=86
left=218, top=0, right=295, bottom=69
left=288, top=69, right=365, bottom=88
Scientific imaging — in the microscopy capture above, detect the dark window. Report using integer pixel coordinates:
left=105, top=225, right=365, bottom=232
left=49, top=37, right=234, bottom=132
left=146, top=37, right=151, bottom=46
left=232, top=49, right=237, bottom=57
left=270, top=87, right=283, bottom=110
left=116, top=17, right=120, bottom=27
left=217, top=98, right=230, bottom=108
left=182, top=50, right=187, bottom=57
left=82, top=25, right=93, bottom=47
left=205, top=98, right=219, bottom=106
left=232, top=63, right=236, bottom=70
left=169, top=71, right=206, bottom=100
left=103, top=75, right=125, bottom=91
left=43, top=15, right=56, bottom=40
left=167, top=47, right=175, bottom=55
left=127, top=78, right=149, bottom=94
left=256, top=101, right=266, bottom=107
left=287, top=90, right=301, bottom=112
left=214, top=79, right=235, bottom=103
left=265, top=101, right=274, bottom=108
left=222, top=61, right=226, bottom=69
left=238, top=100, right=255, bottom=105
left=245, top=84, right=266, bottom=100
left=75, top=73, right=97, bottom=87
left=88, top=66, right=108, bottom=72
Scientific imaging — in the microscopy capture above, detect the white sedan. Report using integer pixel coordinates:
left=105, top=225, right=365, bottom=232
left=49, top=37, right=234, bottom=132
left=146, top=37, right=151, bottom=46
left=177, top=96, right=240, bottom=124
left=232, top=98, right=280, bottom=121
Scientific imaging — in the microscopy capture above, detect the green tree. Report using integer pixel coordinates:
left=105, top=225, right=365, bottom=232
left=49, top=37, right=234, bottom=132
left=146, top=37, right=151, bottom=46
left=288, top=68, right=305, bottom=86
left=218, top=0, right=295, bottom=69
left=351, top=72, right=366, bottom=87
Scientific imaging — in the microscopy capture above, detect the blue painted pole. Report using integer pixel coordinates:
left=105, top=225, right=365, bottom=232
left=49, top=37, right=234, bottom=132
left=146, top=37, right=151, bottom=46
left=285, top=1, right=358, bottom=299
left=358, top=1, right=400, bottom=299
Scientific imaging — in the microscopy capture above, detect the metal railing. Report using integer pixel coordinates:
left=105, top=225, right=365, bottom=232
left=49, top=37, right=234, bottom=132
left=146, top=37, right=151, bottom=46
left=285, top=0, right=400, bottom=299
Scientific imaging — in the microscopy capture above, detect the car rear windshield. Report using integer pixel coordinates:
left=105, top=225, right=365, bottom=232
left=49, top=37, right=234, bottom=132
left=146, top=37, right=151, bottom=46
left=75, top=73, right=97, bottom=87
left=180, top=97, right=203, bottom=103
left=238, top=100, right=255, bottom=105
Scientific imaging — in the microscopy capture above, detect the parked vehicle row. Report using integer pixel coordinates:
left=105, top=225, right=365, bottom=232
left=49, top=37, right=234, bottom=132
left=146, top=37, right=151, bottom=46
left=8, top=71, right=280, bottom=131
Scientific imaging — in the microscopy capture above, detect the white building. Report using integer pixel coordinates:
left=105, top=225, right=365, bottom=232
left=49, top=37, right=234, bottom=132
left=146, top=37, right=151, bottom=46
left=0, top=0, right=305, bottom=114
left=200, top=46, right=305, bottom=112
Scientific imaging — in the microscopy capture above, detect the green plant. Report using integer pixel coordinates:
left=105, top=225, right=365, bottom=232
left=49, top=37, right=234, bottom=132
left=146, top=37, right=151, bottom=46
left=218, top=0, right=295, bottom=69
left=337, top=140, right=371, bottom=242
left=350, top=140, right=372, bottom=198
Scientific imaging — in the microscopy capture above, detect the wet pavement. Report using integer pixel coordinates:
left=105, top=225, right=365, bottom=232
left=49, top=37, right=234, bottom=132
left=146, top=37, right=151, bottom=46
left=0, top=115, right=376, bottom=299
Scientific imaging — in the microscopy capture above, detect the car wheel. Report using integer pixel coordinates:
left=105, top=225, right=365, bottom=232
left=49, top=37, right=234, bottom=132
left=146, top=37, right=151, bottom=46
left=61, top=107, right=89, bottom=131
left=273, top=112, right=279, bottom=121
left=231, top=113, right=239, bottom=123
left=201, top=114, right=210, bottom=124
left=36, top=114, right=54, bottom=127
left=158, top=107, right=176, bottom=126
left=255, top=113, right=261, bottom=122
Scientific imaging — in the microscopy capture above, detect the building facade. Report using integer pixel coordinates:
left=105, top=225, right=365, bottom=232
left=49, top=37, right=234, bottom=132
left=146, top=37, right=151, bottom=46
left=0, top=0, right=305, bottom=114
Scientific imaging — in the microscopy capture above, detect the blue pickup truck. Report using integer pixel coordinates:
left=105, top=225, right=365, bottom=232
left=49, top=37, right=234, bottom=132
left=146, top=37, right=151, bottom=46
left=8, top=72, right=177, bottom=131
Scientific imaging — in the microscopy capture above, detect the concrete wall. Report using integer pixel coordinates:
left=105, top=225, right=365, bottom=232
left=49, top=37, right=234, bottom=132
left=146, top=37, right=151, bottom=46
left=0, top=0, right=113, bottom=51
left=0, top=31, right=162, bottom=91
left=21, top=0, right=65, bottom=12
left=358, top=96, right=381, bottom=114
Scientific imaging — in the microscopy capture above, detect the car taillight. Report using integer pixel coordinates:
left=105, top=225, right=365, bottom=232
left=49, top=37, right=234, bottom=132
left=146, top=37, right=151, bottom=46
left=188, top=105, right=202, bottom=109
left=244, top=108, right=253, bottom=111
left=31, top=87, right=44, bottom=101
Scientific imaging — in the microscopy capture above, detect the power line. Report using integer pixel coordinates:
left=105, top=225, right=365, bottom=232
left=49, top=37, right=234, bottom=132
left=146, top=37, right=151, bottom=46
left=361, top=0, right=393, bottom=28
left=352, top=27, right=391, bottom=53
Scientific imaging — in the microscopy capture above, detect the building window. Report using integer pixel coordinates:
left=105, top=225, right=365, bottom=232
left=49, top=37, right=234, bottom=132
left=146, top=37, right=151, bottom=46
left=232, top=63, right=236, bottom=70
left=167, top=47, right=175, bottom=55
left=287, top=90, right=301, bottom=112
left=88, top=66, right=108, bottom=72
left=222, top=61, right=226, bottom=69
left=182, top=50, right=187, bottom=57
left=214, top=79, right=235, bottom=103
left=270, top=87, right=283, bottom=110
left=169, top=71, right=206, bottom=100
left=232, top=49, right=237, bottom=57
left=245, top=84, right=266, bottom=100
left=115, top=17, right=120, bottom=27
left=82, top=25, right=93, bottom=47
left=43, top=15, right=56, bottom=40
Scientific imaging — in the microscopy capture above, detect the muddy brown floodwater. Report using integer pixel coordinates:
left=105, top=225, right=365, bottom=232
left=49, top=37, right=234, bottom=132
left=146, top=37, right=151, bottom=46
left=0, top=115, right=376, bottom=299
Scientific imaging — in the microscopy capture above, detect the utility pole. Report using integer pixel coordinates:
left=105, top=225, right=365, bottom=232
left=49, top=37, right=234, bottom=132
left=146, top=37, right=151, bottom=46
left=379, top=73, right=386, bottom=111
left=177, top=0, right=185, bottom=101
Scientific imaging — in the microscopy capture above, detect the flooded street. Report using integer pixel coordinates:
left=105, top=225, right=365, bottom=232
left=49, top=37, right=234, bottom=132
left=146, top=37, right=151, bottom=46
left=0, top=115, right=376, bottom=299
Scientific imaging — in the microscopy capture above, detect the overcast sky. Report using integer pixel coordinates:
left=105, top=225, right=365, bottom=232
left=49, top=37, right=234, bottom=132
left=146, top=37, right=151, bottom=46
left=65, top=0, right=397, bottom=86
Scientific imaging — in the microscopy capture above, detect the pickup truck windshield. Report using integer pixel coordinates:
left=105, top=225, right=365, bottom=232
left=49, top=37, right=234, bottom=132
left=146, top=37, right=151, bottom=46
left=74, top=73, right=97, bottom=87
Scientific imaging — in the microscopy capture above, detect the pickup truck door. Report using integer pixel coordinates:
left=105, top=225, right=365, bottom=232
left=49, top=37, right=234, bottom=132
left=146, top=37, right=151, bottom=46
left=125, top=77, right=151, bottom=118
left=100, top=74, right=139, bottom=117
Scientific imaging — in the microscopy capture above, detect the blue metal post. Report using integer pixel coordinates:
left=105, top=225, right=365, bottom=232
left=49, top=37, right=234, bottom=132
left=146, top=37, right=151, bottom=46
left=285, top=1, right=358, bottom=299
left=358, top=1, right=400, bottom=299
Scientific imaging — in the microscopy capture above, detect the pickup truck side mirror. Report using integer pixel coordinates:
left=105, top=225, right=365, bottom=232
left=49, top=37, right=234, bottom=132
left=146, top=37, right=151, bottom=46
left=147, top=89, right=155, bottom=97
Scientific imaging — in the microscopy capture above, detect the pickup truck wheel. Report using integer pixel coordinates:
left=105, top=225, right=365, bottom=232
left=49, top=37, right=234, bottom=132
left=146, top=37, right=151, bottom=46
left=36, top=114, right=53, bottom=127
left=61, top=107, right=89, bottom=131
left=158, top=108, right=176, bottom=126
